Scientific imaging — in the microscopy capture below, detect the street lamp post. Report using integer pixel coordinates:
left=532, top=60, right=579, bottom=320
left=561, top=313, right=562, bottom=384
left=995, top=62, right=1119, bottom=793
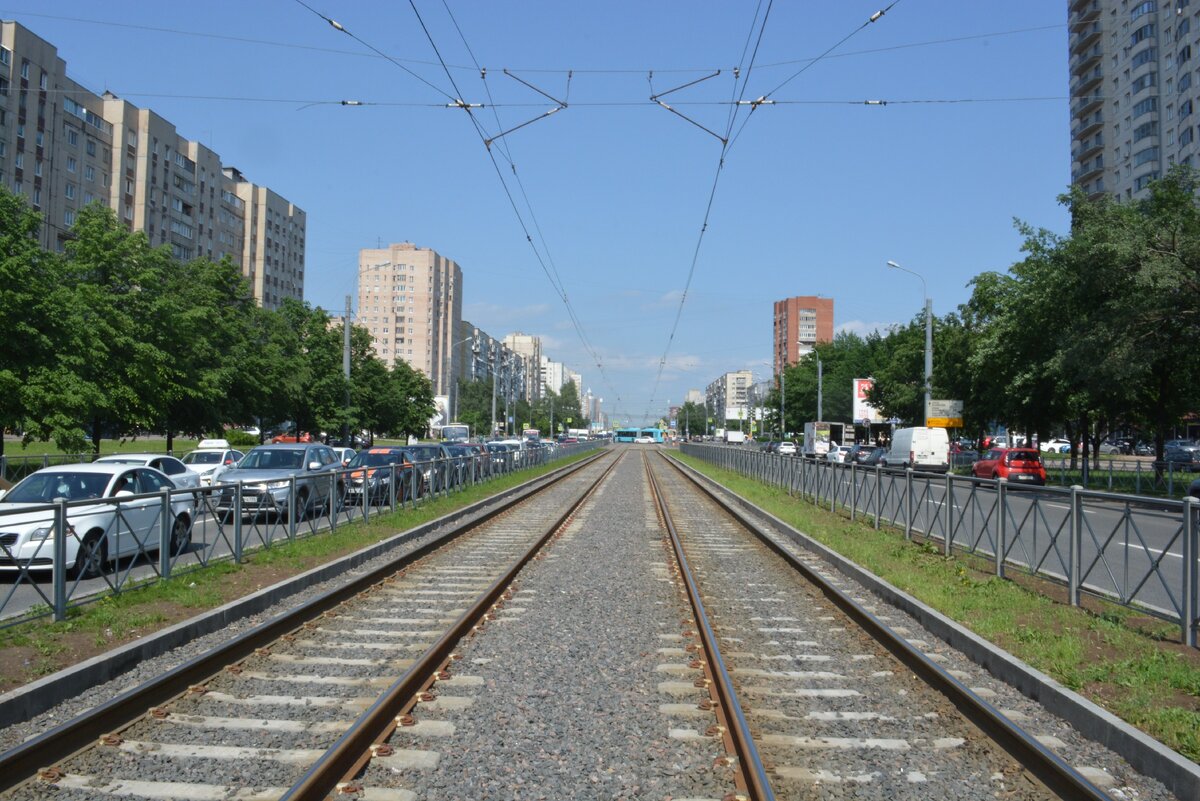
left=886, top=259, right=932, bottom=427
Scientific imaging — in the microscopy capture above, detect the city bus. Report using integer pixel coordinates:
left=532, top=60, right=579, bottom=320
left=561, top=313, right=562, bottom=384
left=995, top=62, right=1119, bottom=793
left=614, top=427, right=640, bottom=443
left=639, top=427, right=665, bottom=443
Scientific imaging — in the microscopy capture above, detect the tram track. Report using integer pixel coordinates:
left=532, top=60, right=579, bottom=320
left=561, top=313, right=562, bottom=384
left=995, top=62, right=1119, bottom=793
left=0, top=451, right=616, bottom=800
left=645, top=451, right=1112, bottom=800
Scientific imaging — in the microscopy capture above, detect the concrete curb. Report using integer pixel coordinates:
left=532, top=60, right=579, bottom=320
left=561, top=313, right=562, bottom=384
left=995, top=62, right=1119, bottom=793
left=672, top=455, right=1200, bottom=801
left=0, top=460, right=580, bottom=729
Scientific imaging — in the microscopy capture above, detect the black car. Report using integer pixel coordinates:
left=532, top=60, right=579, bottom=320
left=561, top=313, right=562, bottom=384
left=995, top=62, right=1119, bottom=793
left=854, top=446, right=887, bottom=466
left=1164, top=441, right=1200, bottom=472
left=405, top=444, right=456, bottom=492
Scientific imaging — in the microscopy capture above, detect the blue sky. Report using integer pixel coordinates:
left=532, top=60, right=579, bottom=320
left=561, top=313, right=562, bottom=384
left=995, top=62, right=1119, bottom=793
left=12, top=2, right=1069, bottom=425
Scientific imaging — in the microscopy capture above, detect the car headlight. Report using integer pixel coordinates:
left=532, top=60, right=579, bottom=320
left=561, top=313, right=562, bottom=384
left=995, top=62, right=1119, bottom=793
left=265, top=480, right=291, bottom=490
left=29, top=527, right=52, bottom=541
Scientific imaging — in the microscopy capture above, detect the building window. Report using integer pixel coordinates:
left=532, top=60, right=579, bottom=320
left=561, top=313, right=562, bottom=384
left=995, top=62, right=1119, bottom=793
left=65, top=183, right=75, bottom=199
left=1133, top=96, right=1158, bottom=118
left=1132, top=72, right=1157, bottom=94
left=86, top=139, right=96, bottom=156
left=32, top=187, right=40, bottom=207
left=64, top=210, right=75, bottom=226
left=67, top=157, right=77, bottom=173
left=1182, top=126, right=1195, bottom=145
left=1180, top=45, right=1192, bottom=64
left=1183, top=99, right=1195, bottom=119
left=20, top=60, right=28, bottom=79
left=0, top=47, right=9, bottom=65
left=1131, top=1, right=1157, bottom=21
left=1131, top=23, right=1156, bottom=47
left=1132, top=47, right=1158, bottom=69
left=13, top=153, right=22, bottom=168
left=33, top=160, right=41, bottom=177
left=39, top=71, right=47, bottom=90
left=84, top=165, right=94, bottom=182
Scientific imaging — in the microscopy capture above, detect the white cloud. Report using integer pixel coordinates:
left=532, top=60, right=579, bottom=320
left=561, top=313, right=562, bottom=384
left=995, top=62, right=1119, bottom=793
left=836, top=319, right=898, bottom=338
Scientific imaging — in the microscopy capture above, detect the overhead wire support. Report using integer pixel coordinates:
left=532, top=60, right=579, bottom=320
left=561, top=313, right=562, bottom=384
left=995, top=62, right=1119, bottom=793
left=654, top=101, right=728, bottom=144
left=481, top=71, right=569, bottom=148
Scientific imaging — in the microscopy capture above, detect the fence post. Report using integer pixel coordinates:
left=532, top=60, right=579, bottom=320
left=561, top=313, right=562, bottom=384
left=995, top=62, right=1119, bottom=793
left=1136, top=460, right=1142, bottom=495
left=874, top=465, right=882, bottom=530
left=388, top=464, right=397, bottom=512
left=53, top=499, right=68, bottom=622
left=0, top=454, right=6, bottom=482
left=996, top=478, right=1007, bottom=577
left=158, top=488, right=172, bottom=580
left=945, top=472, right=954, bottom=558
left=1069, top=485, right=1083, bottom=607
left=360, top=468, right=368, bottom=525
left=904, top=468, right=913, bottom=540
left=1183, top=497, right=1197, bottom=648
left=850, top=464, right=858, bottom=522
left=233, top=483, right=244, bottom=563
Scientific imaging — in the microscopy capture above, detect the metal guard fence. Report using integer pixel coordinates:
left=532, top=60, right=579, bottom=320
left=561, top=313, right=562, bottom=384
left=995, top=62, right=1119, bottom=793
left=681, top=443, right=1200, bottom=648
left=0, top=441, right=602, bottom=626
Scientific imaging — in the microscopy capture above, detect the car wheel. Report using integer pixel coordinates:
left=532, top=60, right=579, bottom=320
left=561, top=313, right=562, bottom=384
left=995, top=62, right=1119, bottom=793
left=71, top=531, right=107, bottom=580
left=170, top=515, right=192, bottom=554
left=293, top=490, right=309, bottom=522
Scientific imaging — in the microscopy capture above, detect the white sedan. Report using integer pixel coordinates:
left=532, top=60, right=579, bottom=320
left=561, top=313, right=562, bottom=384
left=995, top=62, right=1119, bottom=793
left=1038, top=438, right=1071, bottom=453
left=93, top=454, right=203, bottom=490
left=633, top=436, right=656, bottom=444
left=0, top=463, right=195, bottom=578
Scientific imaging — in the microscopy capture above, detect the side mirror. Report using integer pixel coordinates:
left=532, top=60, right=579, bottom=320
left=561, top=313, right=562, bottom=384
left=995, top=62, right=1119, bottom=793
left=0, top=489, right=7, bottom=501
left=308, top=461, right=322, bottom=471
left=115, top=490, right=134, bottom=498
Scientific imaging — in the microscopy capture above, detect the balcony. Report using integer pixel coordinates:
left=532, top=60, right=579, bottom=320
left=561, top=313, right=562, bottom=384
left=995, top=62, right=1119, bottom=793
left=1069, top=0, right=1098, bottom=15
left=1072, top=95, right=1104, bottom=120
left=1070, top=67, right=1103, bottom=97
left=1072, top=112, right=1104, bottom=140
left=1070, top=23, right=1102, bottom=52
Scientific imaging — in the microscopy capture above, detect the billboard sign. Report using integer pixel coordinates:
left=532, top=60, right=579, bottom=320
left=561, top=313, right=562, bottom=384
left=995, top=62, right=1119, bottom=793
left=852, top=379, right=882, bottom=424
left=429, top=395, right=450, bottom=430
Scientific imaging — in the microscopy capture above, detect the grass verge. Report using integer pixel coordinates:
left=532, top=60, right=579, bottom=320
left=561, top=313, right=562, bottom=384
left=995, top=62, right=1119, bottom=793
left=676, top=453, right=1200, bottom=763
left=0, top=450, right=597, bottom=694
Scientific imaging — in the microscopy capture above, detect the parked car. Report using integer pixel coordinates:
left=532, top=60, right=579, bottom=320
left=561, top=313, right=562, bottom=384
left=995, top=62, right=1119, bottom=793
left=0, top=463, right=195, bottom=578
left=1097, top=440, right=1124, bottom=455
left=331, top=447, right=357, bottom=467
left=214, top=443, right=343, bottom=520
left=1134, top=442, right=1153, bottom=456
left=344, top=447, right=421, bottom=505
left=92, top=454, right=203, bottom=491
left=405, top=444, right=456, bottom=492
left=1164, top=441, right=1200, bottom=472
left=1038, top=438, right=1071, bottom=454
left=271, top=431, right=313, bottom=444
left=180, top=439, right=245, bottom=486
left=971, top=447, right=1047, bottom=486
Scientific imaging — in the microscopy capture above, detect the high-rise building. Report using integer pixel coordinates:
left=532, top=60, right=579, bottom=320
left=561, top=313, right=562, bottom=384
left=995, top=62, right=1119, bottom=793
left=1069, top=0, right=1200, bottom=201
left=358, top=243, right=463, bottom=401
left=706, top=370, right=754, bottom=426
left=502, top=332, right=542, bottom=403
left=0, top=21, right=305, bottom=309
left=773, top=295, right=834, bottom=374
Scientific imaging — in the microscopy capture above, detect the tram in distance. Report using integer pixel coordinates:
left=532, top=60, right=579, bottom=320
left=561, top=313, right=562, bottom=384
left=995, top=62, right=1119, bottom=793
left=615, top=427, right=665, bottom=443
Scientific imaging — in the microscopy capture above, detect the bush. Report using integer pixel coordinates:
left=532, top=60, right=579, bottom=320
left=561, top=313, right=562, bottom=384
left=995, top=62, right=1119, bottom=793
left=224, top=430, right=259, bottom=448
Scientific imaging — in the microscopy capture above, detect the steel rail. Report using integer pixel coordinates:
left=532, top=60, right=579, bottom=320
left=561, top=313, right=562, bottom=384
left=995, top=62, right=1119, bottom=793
left=644, top=454, right=775, bottom=801
left=0, top=450, right=609, bottom=795
left=281, top=451, right=624, bottom=800
left=661, top=452, right=1114, bottom=801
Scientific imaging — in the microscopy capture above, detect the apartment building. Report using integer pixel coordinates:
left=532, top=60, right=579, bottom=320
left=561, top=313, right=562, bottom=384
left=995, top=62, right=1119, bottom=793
left=502, top=332, right=543, bottom=403
left=773, top=295, right=834, bottom=374
left=706, top=370, right=753, bottom=425
left=358, top=243, right=463, bottom=402
left=0, top=21, right=304, bottom=308
left=1070, top=0, right=1200, bottom=200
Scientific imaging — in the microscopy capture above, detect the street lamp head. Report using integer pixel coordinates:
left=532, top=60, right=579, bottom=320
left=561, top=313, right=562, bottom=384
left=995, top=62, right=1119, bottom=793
left=886, top=260, right=901, bottom=269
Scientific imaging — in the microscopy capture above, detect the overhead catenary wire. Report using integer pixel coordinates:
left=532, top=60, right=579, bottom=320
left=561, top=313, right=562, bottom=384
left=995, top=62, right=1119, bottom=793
left=640, top=2, right=906, bottom=424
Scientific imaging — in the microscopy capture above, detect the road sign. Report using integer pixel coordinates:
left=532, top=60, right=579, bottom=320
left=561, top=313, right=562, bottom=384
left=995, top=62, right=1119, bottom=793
left=927, top=399, right=963, bottom=428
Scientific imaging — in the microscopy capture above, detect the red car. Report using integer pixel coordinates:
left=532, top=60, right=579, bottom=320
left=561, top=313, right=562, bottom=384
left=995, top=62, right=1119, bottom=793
left=271, top=431, right=313, bottom=443
left=971, top=447, right=1047, bottom=486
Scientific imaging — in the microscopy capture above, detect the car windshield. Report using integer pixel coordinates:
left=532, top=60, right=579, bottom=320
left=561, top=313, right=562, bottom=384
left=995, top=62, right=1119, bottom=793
left=182, top=451, right=222, bottom=465
left=406, top=446, right=444, bottom=461
left=96, top=457, right=145, bottom=464
left=3, top=471, right=111, bottom=503
left=239, top=449, right=305, bottom=470
left=349, top=450, right=406, bottom=468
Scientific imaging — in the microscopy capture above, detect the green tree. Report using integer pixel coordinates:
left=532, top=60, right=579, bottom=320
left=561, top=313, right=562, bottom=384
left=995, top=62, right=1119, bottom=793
left=0, top=190, right=61, bottom=456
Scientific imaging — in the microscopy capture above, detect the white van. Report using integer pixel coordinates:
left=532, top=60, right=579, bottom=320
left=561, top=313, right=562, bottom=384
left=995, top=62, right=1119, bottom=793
left=885, top=427, right=950, bottom=473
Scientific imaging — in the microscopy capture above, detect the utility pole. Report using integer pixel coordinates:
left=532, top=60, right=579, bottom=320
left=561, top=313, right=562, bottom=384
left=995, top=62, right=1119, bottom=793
left=490, top=344, right=499, bottom=437
left=816, top=357, right=823, bottom=421
left=780, top=369, right=786, bottom=440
